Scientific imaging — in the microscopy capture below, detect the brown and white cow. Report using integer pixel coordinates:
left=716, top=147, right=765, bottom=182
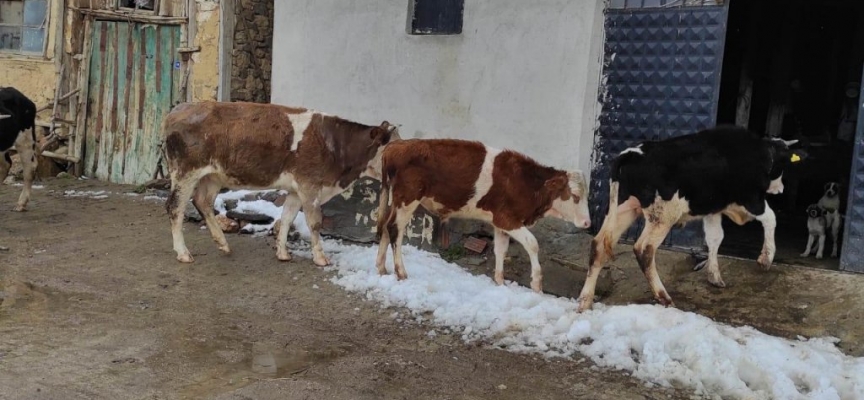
left=577, top=126, right=806, bottom=312
left=375, top=139, right=591, bottom=292
left=162, top=101, right=399, bottom=264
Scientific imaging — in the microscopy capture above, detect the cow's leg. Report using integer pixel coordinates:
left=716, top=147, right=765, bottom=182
left=0, top=152, right=10, bottom=184
left=633, top=220, right=675, bottom=307
left=801, top=233, right=814, bottom=257
left=391, top=200, right=420, bottom=281
left=276, top=193, right=302, bottom=261
left=167, top=174, right=199, bottom=263
left=505, top=227, right=543, bottom=293
left=754, top=202, right=777, bottom=269
left=493, top=228, right=510, bottom=285
left=191, top=175, right=230, bottom=254
left=13, top=133, right=37, bottom=212
left=702, top=213, right=726, bottom=287
left=577, top=198, right=640, bottom=312
left=375, top=184, right=393, bottom=276
left=830, top=213, right=840, bottom=258
left=301, top=198, right=329, bottom=266
left=375, top=225, right=391, bottom=275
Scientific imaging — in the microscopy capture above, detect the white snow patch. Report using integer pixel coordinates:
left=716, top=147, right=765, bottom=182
left=313, top=243, right=864, bottom=400
left=11, top=183, right=44, bottom=189
left=63, top=190, right=109, bottom=199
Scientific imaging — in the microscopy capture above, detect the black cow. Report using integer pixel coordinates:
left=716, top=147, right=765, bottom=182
left=1, top=87, right=38, bottom=212
left=577, top=125, right=806, bottom=311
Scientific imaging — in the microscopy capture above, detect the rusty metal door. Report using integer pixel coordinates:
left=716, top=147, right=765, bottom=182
left=83, top=21, right=181, bottom=184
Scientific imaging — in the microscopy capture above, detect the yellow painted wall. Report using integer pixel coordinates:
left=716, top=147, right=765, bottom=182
left=0, top=0, right=62, bottom=111
left=190, top=0, right=221, bottom=102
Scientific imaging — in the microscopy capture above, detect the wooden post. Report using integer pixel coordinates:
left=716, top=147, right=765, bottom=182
left=73, top=17, right=94, bottom=177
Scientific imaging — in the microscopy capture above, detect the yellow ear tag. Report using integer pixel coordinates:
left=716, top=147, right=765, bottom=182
left=791, top=154, right=801, bottom=163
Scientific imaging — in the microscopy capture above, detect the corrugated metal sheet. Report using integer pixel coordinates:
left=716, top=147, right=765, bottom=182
left=84, top=21, right=180, bottom=184
left=841, top=67, right=864, bottom=272
left=590, top=5, right=729, bottom=251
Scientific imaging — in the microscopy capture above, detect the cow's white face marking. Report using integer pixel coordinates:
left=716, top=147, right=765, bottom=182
left=620, top=144, right=643, bottom=155
left=548, top=170, right=591, bottom=229
left=767, top=173, right=784, bottom=194
left=286, top=111, right=316, bottom=152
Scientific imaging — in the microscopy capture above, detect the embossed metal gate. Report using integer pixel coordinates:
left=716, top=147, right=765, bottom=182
left=841, top=66, right=864, bottom=272
left=590, top=1, right=730, bottom=250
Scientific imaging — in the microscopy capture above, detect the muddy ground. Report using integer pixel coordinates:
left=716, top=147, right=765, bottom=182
left=2, top=179, right=863, bottom=400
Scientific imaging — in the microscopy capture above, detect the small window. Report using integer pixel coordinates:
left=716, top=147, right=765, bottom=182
left=118, top=0, right=155, bottom=12
left=0, top=0, right=47, bottom=55
left=407, top=0, right=463, bottom=35
left=607, top=0, right=724, bottom=9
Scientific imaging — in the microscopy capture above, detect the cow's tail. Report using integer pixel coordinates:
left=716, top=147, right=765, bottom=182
left=376, top=166, right=397, bottom=244
left=603, top=179, right=620, bottom=259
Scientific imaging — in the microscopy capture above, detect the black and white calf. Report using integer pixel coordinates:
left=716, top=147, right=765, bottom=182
left=578, top=125, right=806, bottom=311
left=0, top=87, right=38, bottom=212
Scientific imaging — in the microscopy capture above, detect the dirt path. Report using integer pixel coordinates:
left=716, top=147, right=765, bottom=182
left=2, top=179, right=696, bottom=400
left=2, top=179, right=863, bottom=399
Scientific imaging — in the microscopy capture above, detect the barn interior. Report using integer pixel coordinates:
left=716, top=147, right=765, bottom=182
left=715, top=0, right=864, bottom=270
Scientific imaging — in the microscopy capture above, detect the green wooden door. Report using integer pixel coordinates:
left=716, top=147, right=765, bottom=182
left=84, top=21, right=181, bottom=184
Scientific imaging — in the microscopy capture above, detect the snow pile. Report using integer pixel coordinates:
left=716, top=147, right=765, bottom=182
left=63, top=190, right=109, bottom=199
left=306, top=242, right=864, bottom=400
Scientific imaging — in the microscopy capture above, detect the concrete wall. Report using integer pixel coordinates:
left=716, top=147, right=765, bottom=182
left=190, top=0, right=222, bottom=102
left=271, top=0, right=606, bottom=178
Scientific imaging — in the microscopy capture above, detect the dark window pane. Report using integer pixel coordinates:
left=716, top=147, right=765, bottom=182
left=0, top=25, right=21, bottom=51
left=407, top=0, right=463, bottom=35
left=609, top=0, right=627, bottom=8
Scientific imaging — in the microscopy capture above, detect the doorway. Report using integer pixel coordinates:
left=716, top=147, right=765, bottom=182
left=715, top=0, right=864, bottom=270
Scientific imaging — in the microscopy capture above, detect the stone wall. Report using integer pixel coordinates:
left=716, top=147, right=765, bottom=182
left=231, top=0, right=274, bottom=103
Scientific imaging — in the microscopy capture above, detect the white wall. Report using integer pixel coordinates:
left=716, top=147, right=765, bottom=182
left=272, top=0, right=605, bottom=178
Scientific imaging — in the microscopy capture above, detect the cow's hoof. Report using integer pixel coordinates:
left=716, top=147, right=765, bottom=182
left=800, top=252, right=809, bottom=257
left=177, top=253, right=194, bottom=263
left=313, top=255, right=330, bottom=267
left=576, top=297, right=594, bottom=313
left=396, top=272, right=408, bottom=281
left=277, top=251, right=292, bottom=262
left=757, top=254, right=773, bottom=270
left=708, top=276, right=726, bottom=288
left=376, top=267, right=389, bottom=276
left=13, top=205, right=26, bottom=212
left=656, top=291, right=675, bottom=307
left=531, top=281, right=543, bottom=293
left=218, top=245, right=231, bottom=254
left=494, top=273, right=504, bottom=286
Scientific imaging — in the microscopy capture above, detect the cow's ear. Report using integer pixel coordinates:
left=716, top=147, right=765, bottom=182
left=544, top=174, right=568, bottom=192
left=370, top=126, right=389, bottom=144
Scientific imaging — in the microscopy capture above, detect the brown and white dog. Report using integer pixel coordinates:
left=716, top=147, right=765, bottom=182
left=801, top=182, right=842, bottom=258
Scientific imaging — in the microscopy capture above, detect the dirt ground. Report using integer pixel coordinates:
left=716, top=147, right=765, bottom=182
left=2, top=179, right=864, bottom=400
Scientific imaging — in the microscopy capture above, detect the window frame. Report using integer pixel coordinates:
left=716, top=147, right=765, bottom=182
left=607, top=0, right=725, bottom=10
left=0, top=0, right=50, bottom=57
left=117, top=0, right=159, bottom=14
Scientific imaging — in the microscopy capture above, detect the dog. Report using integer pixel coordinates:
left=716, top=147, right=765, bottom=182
left=801, top=204, right=829, bottom=259
left=801, top=182, right=843, bottom=259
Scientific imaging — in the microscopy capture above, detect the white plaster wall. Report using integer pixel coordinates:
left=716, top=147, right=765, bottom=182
left=272, top=0, right=605, bottom=178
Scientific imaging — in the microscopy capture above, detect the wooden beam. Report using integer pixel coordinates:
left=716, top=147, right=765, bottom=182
left=78, top=8, right=187, bottom=25
left=41, top=151, right=80, bottom=163
left=73, top=17, right=94, bottom=177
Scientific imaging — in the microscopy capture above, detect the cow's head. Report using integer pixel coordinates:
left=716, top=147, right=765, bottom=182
left=765, top=138, right=808, bottom=195
left=362, top=121, right=401, bottom=180
left=544, top=170, right=591, bottom=229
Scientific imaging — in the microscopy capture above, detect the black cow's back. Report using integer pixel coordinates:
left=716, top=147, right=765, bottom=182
left=0, top=87, right=37, bottom=152
left=612, top=126, right=788, bottom=216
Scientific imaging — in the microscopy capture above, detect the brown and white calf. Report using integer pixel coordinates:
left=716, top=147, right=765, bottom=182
left=375, top=139, right=591, bottom=292
left=577, top=126, right=806, bottom=312
left=1, top=87, right=38, bottom=212
left=162, top=101, right=399, bottom=264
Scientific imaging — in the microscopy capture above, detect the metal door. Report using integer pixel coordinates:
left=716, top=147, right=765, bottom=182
left=590, top=1, right=730, bottom=250
left=84, top=21, right=182, bottom=184
left=841, top=67, right=864, bottom=272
